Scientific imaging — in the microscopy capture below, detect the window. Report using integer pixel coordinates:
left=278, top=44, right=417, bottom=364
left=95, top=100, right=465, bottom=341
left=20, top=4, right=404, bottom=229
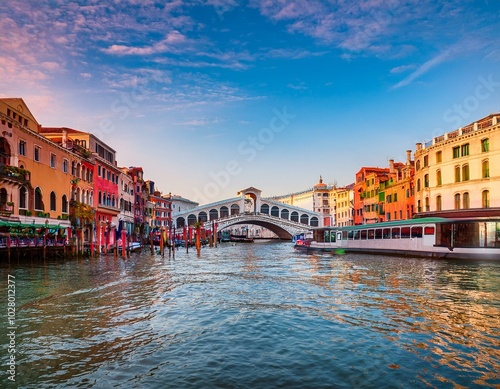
left=424, top=174, right=429, bottom=188
left=436, top=170, right=442, bottom=186
left=455, top=166, right=461, bottom=182
left=98, top=165, right=102, bottom=176
left=417, top=179, right=421, bottom=192
left=416, top=160, right=421, bottom=171
left=462, top=164, right=469, bottom=181
left=454, top=193, right=461, bottom=210
left=34, top=145, right=41, bottom=162
left=482, top=190, right=490, bottom=208
left=482, top=160, right=490, bottom=178
left=436, top=151, right=442, bottom=163
left=50, top=153, right=56, bottom=168
left=62, top=195, right=68, bottom=213
left=423, top=155, right=428, bottom=167
left=72, top=161, right=76, bottom=176
left=19, top=187, right=27, bottom=209
left=481, top=138, right=489, bottom=152
left=463, top=192, right=470, bottom=209
left=461, top=143, right=469, bottom=157
left=50, top=191, right=56, bottom=211
left=453, top=146, right=460, bottom=159
left=436, top=195, right=442, bottom=211
left=63, top=159, right=68, bottom=173
left=34, top=187, right=43, bottom=210
left=425, top=197, right=430, bottom=212
left=18, top=140, right=26, bottom=156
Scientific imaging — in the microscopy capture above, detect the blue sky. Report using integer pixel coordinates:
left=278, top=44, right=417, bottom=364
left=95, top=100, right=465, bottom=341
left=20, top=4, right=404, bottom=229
left=1, top=0, right=500, bottom=204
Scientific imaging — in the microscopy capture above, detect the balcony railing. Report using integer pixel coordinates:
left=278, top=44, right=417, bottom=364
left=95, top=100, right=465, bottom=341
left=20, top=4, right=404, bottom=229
left=0, top=164, right=31, bottom=183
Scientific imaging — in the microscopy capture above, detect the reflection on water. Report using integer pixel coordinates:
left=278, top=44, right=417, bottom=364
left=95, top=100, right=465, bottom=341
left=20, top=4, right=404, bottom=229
left=1, top=242, right=499, bottom=388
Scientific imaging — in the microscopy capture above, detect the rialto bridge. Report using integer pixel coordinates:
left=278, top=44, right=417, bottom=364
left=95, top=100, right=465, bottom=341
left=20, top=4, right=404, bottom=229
left=173, top=187, right=320, bottom=239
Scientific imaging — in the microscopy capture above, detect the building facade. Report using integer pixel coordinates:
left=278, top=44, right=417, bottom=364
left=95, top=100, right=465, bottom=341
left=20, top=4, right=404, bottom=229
left=0, top=98, right=72, bottom=229
left=414, top=113, right=500, bottom=217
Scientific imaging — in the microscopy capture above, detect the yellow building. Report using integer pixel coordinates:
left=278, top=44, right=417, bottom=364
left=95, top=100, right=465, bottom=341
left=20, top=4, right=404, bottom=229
left=335, top=185, right=354, bottom=227
left=0, top=98, right=73, bottom=228
left=414, top=113, right=500, bottom=217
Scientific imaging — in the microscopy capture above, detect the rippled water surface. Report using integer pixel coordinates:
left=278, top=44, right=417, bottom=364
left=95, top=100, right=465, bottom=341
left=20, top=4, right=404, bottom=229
left=1, top=241, right=500, bottom=388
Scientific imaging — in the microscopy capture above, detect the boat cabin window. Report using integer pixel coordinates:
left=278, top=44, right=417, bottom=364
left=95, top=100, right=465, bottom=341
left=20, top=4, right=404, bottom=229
left=360, top=230, right=367, bottom=240
left=411, top=226, right=423, bottom=238
left=383, top=228, right=391, bottom=239
left=391, top=227, right=400, bottom=239
left=343, top=231, right=348, bottom=240
left=354, top=231, right=360, bottom=240
left=401, top=227, right=411, bottom=238
left=337, top=232, right=342, bottom=241
left=368, top=230, right=375, bottom=239
left=424, top=226, right=435, bottom=235
left=375, top=229, right=383, bottom=239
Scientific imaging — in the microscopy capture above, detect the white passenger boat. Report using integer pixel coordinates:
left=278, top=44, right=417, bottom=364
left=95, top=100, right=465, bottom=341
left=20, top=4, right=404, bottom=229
left=294, top=217, right=500, bottom=259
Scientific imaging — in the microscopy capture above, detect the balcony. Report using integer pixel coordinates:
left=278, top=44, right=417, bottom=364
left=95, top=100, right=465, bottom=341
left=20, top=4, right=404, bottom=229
left=0, top=164, right=31, bottom=184
left=0, top=202, right=14, bottom=216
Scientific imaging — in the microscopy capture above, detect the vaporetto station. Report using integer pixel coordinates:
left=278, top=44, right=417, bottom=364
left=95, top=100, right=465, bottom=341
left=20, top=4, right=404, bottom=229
left=172, top=187, right=320, bottom=239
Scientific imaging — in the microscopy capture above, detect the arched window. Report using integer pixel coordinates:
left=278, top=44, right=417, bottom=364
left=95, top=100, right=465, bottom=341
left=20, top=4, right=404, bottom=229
left=291, top=211, right=299, bottom=222
left=455, top=166, right=461, bottom=183
left=198, top=211, right=208, bottom=222
left=98, top=191, right=102, bottom=204
left=19, top=186, right=27, bottom=209
left=62, top=195, right=68, bottom=213
left=416, top=179, right=421, bottom=192
left=310, top=216, right=319, bottom=227
left=220, top=206, right=229, bottom=218
left=187, top=214, right=197, bottom=226
left=482, top=160, right=490, bottom=178
left=0, top=188, right=7, bottom=204
left=271, top=206, right=279, bottom=217
left=300, top=214, right=309, bottom=224
left=436, top=170, right=442, bottom=186
left=260, top=204, right=269, bottom=214
left=425, top=197, right=430, bottom=212
left=230, top=204, right=240, bottom=215
left=34, top=187, right=44, bottom=210
left=482, top=190, right=490, bottom=208
left=209, top=209, right=218, bottom=220
left=50, top=191, right=56, bottom=211
left=462, top=164, right=469, bottom=181
left=281, top=209, right=289, bottom=219
left=176, top=217, right=185, bottom=228
left=0, top=137, right=11, bottom=165
left=454, top=193, right=461, bottom=210
left=463, top=192, right=470, bottom=209
left=436, top=195, right=442, bottom=211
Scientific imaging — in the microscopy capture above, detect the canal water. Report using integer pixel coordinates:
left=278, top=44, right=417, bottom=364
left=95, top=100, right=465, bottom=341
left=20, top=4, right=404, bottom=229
left=1, top=241, right=499, bottom=388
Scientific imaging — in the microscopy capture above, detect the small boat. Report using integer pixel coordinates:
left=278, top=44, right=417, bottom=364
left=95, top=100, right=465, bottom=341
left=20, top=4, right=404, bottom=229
left=119, top=241, right=142, bottom=253
left=229, top=234, right=254, bottom=243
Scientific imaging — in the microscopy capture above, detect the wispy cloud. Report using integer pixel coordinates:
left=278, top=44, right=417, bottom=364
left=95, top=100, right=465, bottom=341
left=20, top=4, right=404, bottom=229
left=392, top=50, right=452, bottom=89
left=102, top=31, right=188, bottom=56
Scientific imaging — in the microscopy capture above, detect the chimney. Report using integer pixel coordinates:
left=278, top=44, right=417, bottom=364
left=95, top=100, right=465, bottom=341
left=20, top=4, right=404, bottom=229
left=389, top=159, right=394, bottom=173
left=406, top=150, right=412, bottom=165
left=62, top=128, right=68, bottom=148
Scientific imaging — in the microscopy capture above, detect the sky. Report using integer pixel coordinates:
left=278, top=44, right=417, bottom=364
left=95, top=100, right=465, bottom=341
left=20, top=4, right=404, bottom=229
left=1, top=0, right=500, bottom=205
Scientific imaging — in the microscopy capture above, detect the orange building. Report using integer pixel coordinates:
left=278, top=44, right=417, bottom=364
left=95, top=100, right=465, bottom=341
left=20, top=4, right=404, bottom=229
left=378, top=153, right=415, bottom=221
left=41, top=127, right=120, bottom=250
left=0, top=98, right=72, bottom=230
left=353, top=167, right=390, bottom=224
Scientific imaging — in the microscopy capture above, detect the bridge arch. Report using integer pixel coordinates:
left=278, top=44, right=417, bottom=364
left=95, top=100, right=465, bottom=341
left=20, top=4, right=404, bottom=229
left=230, top=204, right=239, bottom=215
left=187, top=214, right=197, bottom=226
left=261, top=204, right=269, bottom=214
left=209, top=209, right=218, bottom=220
left=199, top=211, right=208, bottom=222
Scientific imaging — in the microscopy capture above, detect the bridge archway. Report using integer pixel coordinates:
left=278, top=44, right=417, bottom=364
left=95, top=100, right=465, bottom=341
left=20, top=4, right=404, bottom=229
left=220, top=220, right=293, bottom=240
